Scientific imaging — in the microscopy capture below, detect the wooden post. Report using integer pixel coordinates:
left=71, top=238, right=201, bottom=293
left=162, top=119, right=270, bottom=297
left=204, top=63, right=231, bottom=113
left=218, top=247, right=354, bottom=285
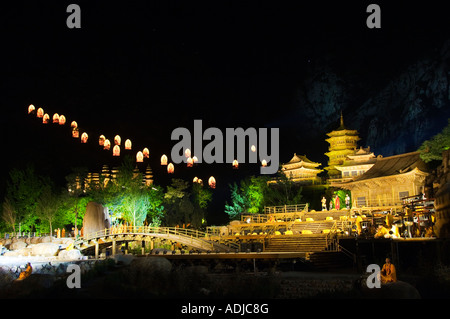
left=141, top=240, right=145, bottom=255
left=95, top=242, right=99, bottom=259
left=112, top=239, right=116, bottom=256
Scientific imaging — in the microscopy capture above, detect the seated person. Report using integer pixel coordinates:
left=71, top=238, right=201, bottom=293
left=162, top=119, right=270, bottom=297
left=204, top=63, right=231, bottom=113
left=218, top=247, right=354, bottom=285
left=380, top=258, right=397, bottom=284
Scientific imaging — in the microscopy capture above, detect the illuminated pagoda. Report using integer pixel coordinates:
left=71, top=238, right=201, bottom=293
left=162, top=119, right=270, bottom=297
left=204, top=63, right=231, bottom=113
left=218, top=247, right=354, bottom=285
left=325, top=112, right=361, bottom=179
left=332, top=151, right=429, bottom=211
left=280, top=153, right=323, bottom=185
left=332, top=146, right=378, bottom=182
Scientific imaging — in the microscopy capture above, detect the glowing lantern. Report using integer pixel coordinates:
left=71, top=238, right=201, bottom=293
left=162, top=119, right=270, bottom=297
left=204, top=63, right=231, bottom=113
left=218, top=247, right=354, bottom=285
left=81, top=132, right=88, bottom=143
left=72, top=128, right=79, bottom=138
left=52, top=113, right=59, bottom=123
left=161, top=154, right=168, bottom=165
left=187, top=157, right=193, bottom=167
left=71, top=121, right=78, bottom=129
left=104, top=139, right=111, bottom=150
left=59, top=115, right=66, bottom=125
left=143, top=148, right=149, bottom=158
left=193, top=177, right=198, bottom=183
left=192, top=156, right=198, bottom=163
left=99, top=135, right=106, bottom=146
left=208, top=176, right=216, bottom=189
left=261, top=159, right=267, bottom=167
left=114, top=135, right=121, bottom=145
left=136, top=151, right=144, bottom=163
left=251, top=145, right=256, bottom=152
left=198, top=179, right=203, bottom=185
left=167, top=163, right=174, bottom=174
left=232, top=159, right=239, bottom=169
left=113, top=145, right=120, bottom=156
left=125, top=139, right=132, bottom=150
left=37, top=108, right=44, bottom=118
left=185, top=148, right=191, bottom=158
left=43, top=113, right=50, bottom=124
left=28, top=104, right=35, bottom=114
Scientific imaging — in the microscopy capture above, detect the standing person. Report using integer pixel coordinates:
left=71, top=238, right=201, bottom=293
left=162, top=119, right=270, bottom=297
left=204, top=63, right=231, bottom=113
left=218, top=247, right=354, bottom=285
left=345, top=194, right=350, bottom=209
left=335, top=194, right=340, bottom=210
left=321, top=196, right=327, bottom=211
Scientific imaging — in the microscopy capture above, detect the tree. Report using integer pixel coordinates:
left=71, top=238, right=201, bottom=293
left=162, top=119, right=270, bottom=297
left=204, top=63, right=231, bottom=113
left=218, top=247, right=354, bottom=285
left=264, top=173, right=303, bottom=206
left=2, top=198, right=17, bottom=233
left=224, top=182, right=248, bottom=220
left=36, top=186, right=59, bottom=236
left=418, top=118, right=450, bottom=162
left=122, top=187, right=152, bottom=227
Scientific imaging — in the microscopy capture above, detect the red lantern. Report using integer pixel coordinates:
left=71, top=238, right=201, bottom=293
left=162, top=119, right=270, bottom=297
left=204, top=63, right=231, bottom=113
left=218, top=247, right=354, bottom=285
left=143, top=148, right=150, bottom=158
left=42, top=113, right=50, bottom=124
left=72, top=128, right=79, bottom=138
left=52, top=113, right=59, bottom=124
left=125, top=139, right=132, bottom=150
left=37, top=108, right=44, bottom=118
left=99, top=135, right=106, bottom=146
left=232, top=159, right=239, bottom=169
left=81, top=132, right=88, bottom=143
left=187, top=157, right=193, bottom=167
left=113, top=145, right=120, bottom=156
left=167, top=163, right=174, bottom=174
left=161, top=154, right=168, bottom=166
left=28, top=104, right=35, bottom=114
left=104, top=139, right=111, bottom=150
left=59, top=115, right=66, bottom=125
left=208, top=176, right=216, bottom=189
left=71, top=121, right=78, bottom=129
left=114, top=135, right=121, bottom=145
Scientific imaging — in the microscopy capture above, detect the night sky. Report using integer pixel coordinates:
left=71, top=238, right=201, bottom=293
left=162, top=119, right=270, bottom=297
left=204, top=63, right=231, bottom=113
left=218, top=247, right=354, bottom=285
left=2, top=1, right=449, bottom=224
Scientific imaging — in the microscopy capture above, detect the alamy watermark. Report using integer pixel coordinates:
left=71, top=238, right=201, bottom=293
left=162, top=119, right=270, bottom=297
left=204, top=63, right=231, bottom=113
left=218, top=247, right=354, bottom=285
left=171, top=120, right=279, bottom=175
left=366, top=264, right=381, bottom=288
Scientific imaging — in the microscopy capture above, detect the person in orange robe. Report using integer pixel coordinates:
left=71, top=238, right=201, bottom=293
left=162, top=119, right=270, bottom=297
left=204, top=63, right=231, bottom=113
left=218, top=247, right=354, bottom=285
left=380, top=258, right=397, bottom=283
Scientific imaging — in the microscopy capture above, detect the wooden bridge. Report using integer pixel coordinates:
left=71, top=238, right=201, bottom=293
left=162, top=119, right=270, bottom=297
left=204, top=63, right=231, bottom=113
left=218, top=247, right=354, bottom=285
left=74, top=226, right=239, bottom=258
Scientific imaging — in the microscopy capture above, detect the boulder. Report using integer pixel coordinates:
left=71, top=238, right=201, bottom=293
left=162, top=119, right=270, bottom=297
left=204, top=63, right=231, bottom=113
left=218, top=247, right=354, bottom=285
left=82, top=202, right=111, bottom=237
left=31, top=243, right=61, bottom=257
left=58, top=249, right=82, bottom=260
left=9, top=241, right=27, bottom=251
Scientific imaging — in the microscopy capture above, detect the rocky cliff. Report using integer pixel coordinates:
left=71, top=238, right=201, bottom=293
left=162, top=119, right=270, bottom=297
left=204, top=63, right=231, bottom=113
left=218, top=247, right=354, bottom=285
left=286, top=39, right=450, bottom=162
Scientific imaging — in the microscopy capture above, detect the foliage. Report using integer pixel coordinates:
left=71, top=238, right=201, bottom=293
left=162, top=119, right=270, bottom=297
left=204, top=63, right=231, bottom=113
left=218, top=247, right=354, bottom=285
left=418, top=118, right=450, bottom=163
left=35, top=185, right=59, bottom=235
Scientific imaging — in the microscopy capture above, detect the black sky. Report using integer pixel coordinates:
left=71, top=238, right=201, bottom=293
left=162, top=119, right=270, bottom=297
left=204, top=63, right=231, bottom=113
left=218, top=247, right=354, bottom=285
left=1, top=1, right=449, bottom=223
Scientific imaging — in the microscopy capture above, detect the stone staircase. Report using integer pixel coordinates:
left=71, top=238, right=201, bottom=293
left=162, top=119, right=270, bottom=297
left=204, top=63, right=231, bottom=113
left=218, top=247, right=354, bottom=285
left=264, top=234, right=329, bottom=252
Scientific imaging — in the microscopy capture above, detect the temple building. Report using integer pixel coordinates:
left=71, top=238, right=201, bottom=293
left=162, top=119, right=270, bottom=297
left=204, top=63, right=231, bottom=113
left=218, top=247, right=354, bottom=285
left=332, top=151, right=429, bottom=211
left=325, top=112, right=361, bottom=178
left=332, top=146, right=378, bottom=182
left=280, top=153, right=323, bottom=185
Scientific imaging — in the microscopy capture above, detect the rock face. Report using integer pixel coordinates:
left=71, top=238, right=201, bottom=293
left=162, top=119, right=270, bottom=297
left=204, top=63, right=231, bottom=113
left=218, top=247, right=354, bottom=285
left=285, top=39, right=450, bottom=163
left=82, top=202, right=111, bottom=237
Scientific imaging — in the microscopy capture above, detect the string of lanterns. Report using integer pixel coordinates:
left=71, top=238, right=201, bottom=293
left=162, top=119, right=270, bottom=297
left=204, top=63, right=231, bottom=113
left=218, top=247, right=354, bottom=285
left=27, top=104, right=268, bottom=189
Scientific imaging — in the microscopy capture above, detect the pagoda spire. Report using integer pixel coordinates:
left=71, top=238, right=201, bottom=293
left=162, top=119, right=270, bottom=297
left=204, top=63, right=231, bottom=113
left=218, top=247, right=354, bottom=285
left=340, top=110, right=344, bottom=127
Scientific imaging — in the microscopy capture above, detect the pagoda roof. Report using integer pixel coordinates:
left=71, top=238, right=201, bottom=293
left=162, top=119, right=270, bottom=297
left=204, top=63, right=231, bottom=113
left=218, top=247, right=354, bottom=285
left=340, top=151, right=428, bottom=183
left=284, top=153, right=320, bottom=166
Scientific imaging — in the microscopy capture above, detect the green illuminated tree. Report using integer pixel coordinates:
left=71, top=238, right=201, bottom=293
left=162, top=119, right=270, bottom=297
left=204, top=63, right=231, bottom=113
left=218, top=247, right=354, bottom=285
left=418, top=118, right=450, bottom=162
left=36, top=186, right=59, bottom=236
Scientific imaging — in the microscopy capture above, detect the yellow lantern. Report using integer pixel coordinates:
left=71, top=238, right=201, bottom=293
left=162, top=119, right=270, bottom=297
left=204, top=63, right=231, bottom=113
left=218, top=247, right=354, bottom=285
left=114, top=135, right=121, bottom=145
left=113, top=145, right=120, bottom=156
left=136, top=151, right=144, bottom=163
left=251, top=145, right=256, bottom=152
left=72, top=128, right=79, bottom=138
left=161, top=154, right=168, bottom=165
left=99, top=135, right=106, bottom=146
left=185, top=148, right=191, bottom=158
left=261, top=159, right=267, bottom=167
left=192, top=155, right=198, bottom=163
left=193, top=177, right=198, bottom=183
left=37, top=108, right=44, bottom=118
left=208, top=176, right=216, bottom=189
left=143, top=148, right=149, bottom=158
left=58, top=115, right=66, bottom=125
left=52, top=113, right=59, bottom=124
left=104, top=139, right=111, bottom=150
left=71, top=121, right=78, bottom=129
left=232, top=159, right=239, bottom=169
left=81, top=132, right=88, bottom=143
left=28, top=104, right=35, bottom=114
left=167, top=163, right=174, bottom=174
left=125, top=139, right=132, bottom=150
left=42, top=113, right=50, bottom=124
